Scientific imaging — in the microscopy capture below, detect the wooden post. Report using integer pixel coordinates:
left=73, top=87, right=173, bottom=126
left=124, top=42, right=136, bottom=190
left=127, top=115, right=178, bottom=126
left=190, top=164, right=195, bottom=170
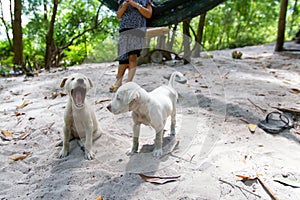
left=193, top=13, right=206, bottom=58
left=275, top=0, right=288, bottom=51
left=183, top=20, right=191, bottom=64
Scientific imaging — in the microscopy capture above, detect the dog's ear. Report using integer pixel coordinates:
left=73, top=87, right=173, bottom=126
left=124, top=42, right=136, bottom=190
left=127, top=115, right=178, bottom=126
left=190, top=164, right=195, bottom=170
left=129, top=90, right=140, bottom=103
left=60, top=77, right=68, bottom=88
left=128, top=91, right=140, bottom=111
left=88, top=78, right=93, bottom=88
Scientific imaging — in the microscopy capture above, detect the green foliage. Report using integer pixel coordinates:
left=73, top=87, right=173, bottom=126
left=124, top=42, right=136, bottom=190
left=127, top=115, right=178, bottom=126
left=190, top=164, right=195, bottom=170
left=202, top=0, right=282, bottom=50
left=0, top=41, right=13, bottom=75
left=0, top=41, right=12, bottom=62
left=87, top=36, right=118, bottom=63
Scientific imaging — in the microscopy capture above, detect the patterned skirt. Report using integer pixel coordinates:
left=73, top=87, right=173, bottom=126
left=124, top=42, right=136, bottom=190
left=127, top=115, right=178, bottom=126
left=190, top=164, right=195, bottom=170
left=118, top=28, right=146, bottom=64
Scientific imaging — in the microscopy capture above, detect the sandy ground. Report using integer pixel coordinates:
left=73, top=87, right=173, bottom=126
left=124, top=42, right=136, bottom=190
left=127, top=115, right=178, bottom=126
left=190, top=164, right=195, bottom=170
left=0, top=42, right=300, bottom=200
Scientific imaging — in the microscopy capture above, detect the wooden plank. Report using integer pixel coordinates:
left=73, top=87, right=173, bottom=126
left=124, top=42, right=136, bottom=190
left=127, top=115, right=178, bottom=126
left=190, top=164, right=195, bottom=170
left=146, top=27, right=169, bottom=38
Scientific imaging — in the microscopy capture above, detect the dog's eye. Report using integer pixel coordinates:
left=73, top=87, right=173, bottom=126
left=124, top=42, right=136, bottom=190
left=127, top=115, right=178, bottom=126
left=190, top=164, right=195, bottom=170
left=71, top=77, right=75, bottom=81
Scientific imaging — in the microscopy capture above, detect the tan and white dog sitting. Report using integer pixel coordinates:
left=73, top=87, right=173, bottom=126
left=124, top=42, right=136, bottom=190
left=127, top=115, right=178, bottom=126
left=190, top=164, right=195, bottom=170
left=107, top=71, right=186, bottom=157
left=58, top=73, right=100, bottom=160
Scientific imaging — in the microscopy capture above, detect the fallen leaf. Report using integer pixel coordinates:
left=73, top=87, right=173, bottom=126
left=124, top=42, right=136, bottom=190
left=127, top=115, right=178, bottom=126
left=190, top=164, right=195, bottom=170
left=256, top=93, right=265, bottom=96
left=60, top=92, right=67, bottom=97
left=95, top=196, right=103, bottom=200
left=16, top=100, right=31, bottom=110
left=200, top=85, right=208, bottom=89
left=23, top=93, right=31, bottom=96
left=194, top=73, right=202, bottom=78
left=1, top=130, right=13, bottom=137
left=239, top=118, right=250, bottom=124
left=236, top=174, right=256, bottom=181
left=18, top=127, right=30, bottom=140
left=95, top=98, right=111, bottom=104
left=289, top=88, right=300, bottom=94
left=13, top=112, right=25, bottom=117
left=51, top=92, right=59, bottom=99
left=139, top=174, right=180, bottom=184
left=248, top=124, right=257, bottom=133
left=294, top=131, right=300, bottom=135
left=9, top=152, right=31, bottom=161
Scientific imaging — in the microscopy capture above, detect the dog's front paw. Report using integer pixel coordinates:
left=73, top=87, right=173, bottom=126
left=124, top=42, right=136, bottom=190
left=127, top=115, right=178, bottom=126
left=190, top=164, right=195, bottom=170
left=58, top=148, right=69, bottom=158
left=152, top=148, right=163, bottom=157
left=126, top=148, right=137, bottom=156
left=84, top=150, right=95, bottom=160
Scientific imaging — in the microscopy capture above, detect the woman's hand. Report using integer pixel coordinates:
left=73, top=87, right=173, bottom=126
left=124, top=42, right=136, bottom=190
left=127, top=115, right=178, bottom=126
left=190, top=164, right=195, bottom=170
left=127, top=0, right=139, bottom=9
left=122, top=0, right=129, bottom=8
left=128, top=0, right=152, bottom=19
left=117, top=0, right=130, bottom=19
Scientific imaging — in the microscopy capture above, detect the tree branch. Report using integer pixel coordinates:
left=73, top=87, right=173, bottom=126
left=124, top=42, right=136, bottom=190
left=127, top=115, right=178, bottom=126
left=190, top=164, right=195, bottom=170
left=0, top=0, right=13, bottom=49
left=61, top=3, right=103, bottom=50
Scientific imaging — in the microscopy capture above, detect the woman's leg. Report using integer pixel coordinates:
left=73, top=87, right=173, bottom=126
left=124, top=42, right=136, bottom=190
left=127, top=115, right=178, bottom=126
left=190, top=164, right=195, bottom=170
left=110, top=63, right=128, bottom=92
left=115, top=64, right=128, bottom=86
left=127, top=54, right=138, bottom=82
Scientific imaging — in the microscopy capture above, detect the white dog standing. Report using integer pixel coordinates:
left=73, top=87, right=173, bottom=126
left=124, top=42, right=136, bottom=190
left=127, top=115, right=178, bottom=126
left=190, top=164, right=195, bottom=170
left=107, top=71, right=186, bottom=157
left=58, top=73, right=99, bottom=160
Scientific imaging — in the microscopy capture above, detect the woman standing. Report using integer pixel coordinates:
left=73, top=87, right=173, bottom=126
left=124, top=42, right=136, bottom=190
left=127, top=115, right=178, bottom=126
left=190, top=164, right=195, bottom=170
left=109, top=0, right=153, bottom=92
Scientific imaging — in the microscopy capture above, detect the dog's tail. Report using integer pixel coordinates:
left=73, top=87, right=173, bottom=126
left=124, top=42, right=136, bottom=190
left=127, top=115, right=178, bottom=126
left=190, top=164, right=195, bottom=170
left=168, top=71, right=187, bottom=89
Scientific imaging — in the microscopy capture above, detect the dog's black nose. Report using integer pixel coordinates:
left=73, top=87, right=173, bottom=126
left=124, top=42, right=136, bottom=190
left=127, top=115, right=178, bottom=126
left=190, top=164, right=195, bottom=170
left=107, top=104, right=111, bottom=111
left=77, top=78, right=84, bottom=84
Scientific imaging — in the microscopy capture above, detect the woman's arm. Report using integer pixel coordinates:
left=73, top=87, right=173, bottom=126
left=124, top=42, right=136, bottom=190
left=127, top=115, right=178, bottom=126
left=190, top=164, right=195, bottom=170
left=128, top=0, right=152, bottom=19
left=117, top=1, right=129, bottom=19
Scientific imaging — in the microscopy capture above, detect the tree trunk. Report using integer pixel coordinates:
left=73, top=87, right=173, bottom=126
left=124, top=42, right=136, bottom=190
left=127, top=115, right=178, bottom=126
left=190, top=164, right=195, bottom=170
left=275, top=0, right=288, bottom=52
left=13, top=0, right=23, bottom=66
left=45, top=0, right=58, bottom=70
left=183, top=19, right=191, bottom=64
left=192, top=13, right=206, bottom=57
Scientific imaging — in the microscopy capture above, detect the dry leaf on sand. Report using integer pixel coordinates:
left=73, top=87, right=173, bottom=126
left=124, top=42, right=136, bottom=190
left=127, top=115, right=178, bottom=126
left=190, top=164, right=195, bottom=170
left=239, top=118, right=257, bottom=133
left=95, top=196, right=103, bottom=200
left=13, top=112, right=25, bottom=116
left=1, top=130, right=13, bottom=137
left=139, top=174, right=180, bottom=184
left=18, top=127, right=31, bottom=140
left=95, top=98, right=111, bottom=104
left=194, top=73, right=202, bottom=78
left=200, top=85, right=208, bottom=89
left=248, top=124, right=257, bottom=133
left=289, top=88, right=300, bottom=94
left=16, top=100, right=31, bottom=110
left=9, top=152, right=31, bottom=161
left=235, top=174, right=256, bottom=181
left=236, top=174, right=280, bottom=200
left=1, top=130, right=13, bottom=141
